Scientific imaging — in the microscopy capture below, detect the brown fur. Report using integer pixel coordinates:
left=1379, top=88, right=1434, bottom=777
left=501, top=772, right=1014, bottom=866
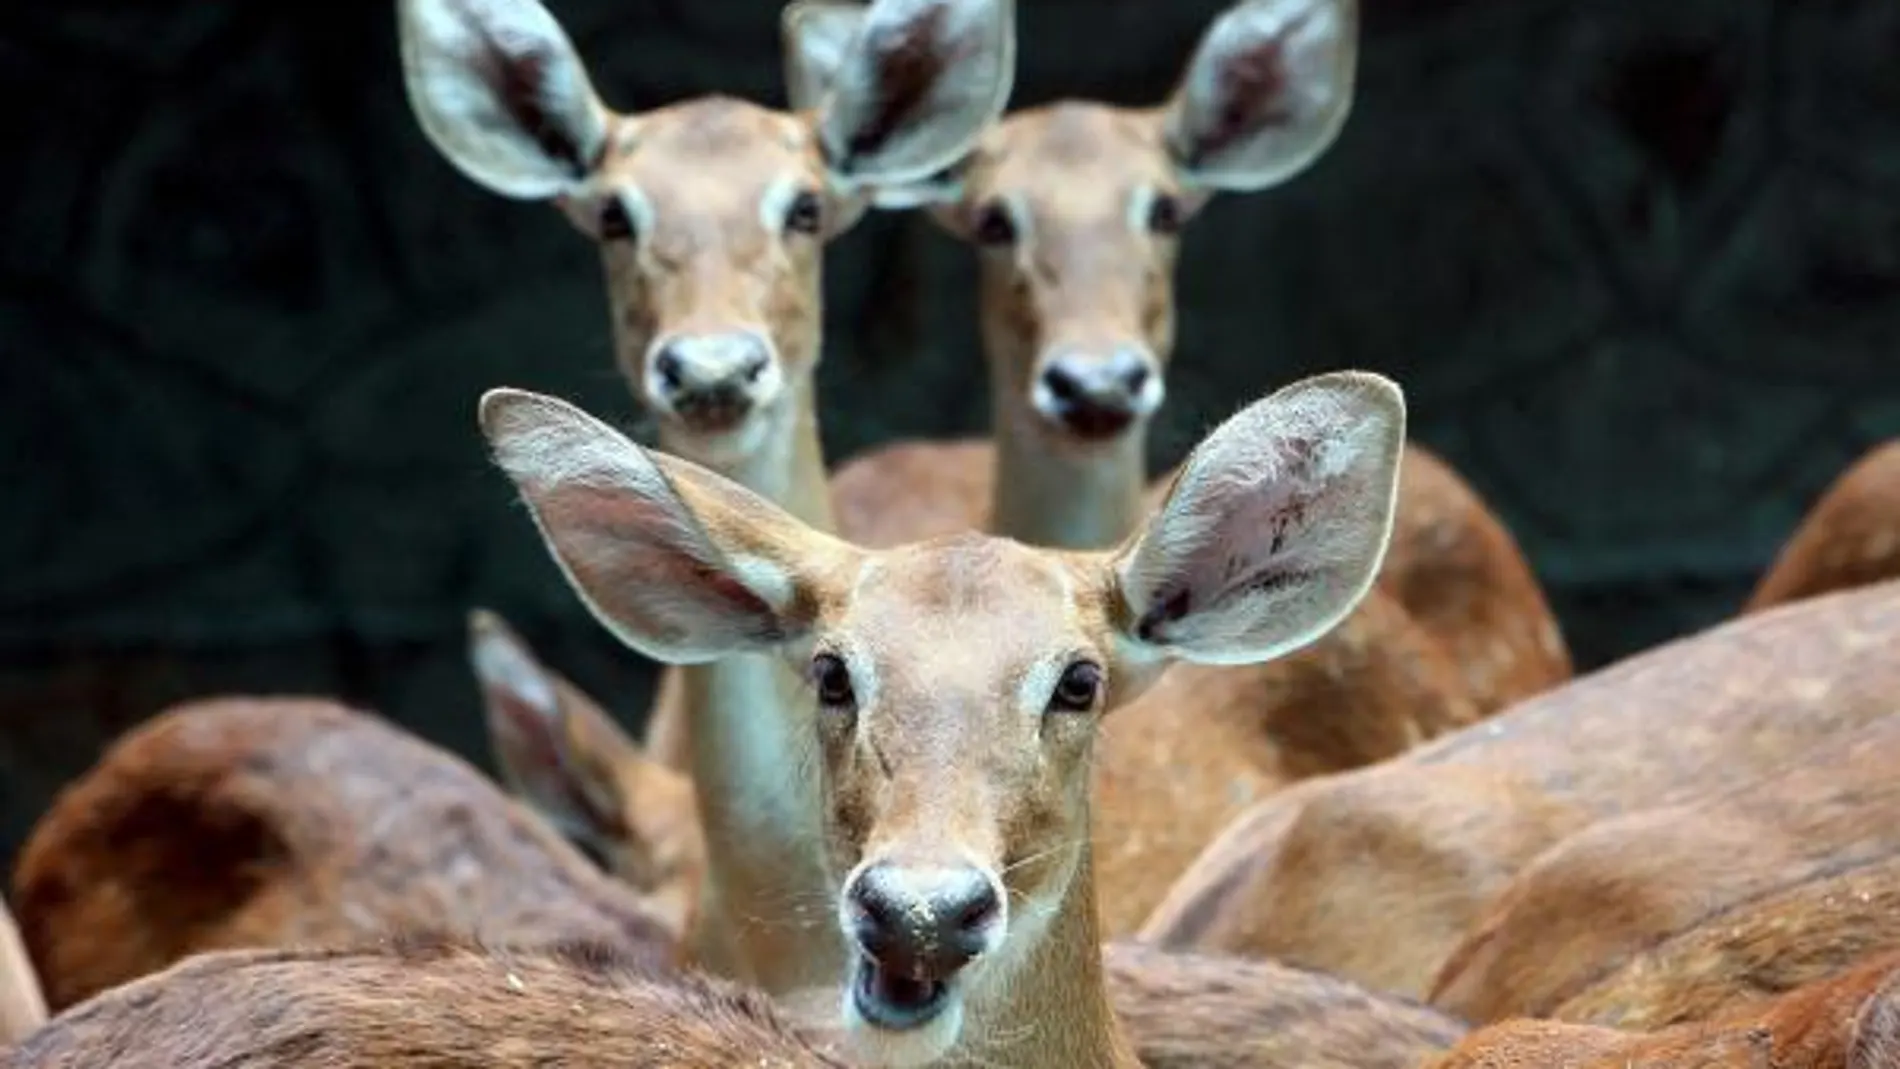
left=1431, top=715, right=1900, bottom=1024
left=0, top=901, right=44, bottom=1046
left=11, top=698, right=675, bottom=1012
left=1747, top=440, right=1900, bottom=613
left=1548, top=854, right=1900, bottom=1032
left=1139, top=579, right=1900, bottom=998
left=1088, top=585, right=1479, bottom=934
left=3, top=935, right=840, bottom=1068
left=1102, top=942, right=1466, bottom=1069
left=1424, top=949, right=1900, bottom=1069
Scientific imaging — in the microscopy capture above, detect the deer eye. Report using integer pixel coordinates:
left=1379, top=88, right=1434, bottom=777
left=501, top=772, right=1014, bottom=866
left=812, top=653, right=856, bottom=708
left=972, top=200, right=1017, bottom=246
left=1147, top=193, right=1183, bottom=235
left=784, top=190, right=824, bottom=236
left=1048, top=661, right=1102, bottom=714
left=599, top=199, right=635, bottom=242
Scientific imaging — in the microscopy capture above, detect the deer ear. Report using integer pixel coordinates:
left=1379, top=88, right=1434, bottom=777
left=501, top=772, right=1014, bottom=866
left=815, top=0, right=1015, bottom=188
left=398, top=0, right=610, bottom=199
left=478, top=389, right=846, bottom=665
left=1109, top=370, right=1403, bottom=667
left=470, top=609, right=630, bottom=846
left=1163, top=0, right=1357, bottom=193
left=783, top=0, right=868, bottom=114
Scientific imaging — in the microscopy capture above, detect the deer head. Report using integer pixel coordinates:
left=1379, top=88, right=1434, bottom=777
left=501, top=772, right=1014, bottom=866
left=400, top=0, right=1015, bottom=466
left=789, top=0, right=1355, bottom=452
left=479, top=369, right=1403, bottom=1065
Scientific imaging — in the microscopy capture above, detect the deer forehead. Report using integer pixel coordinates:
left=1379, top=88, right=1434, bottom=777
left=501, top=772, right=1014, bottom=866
left=599, top=100, right=823, bottom=242
left=979, top=103, right=1177, bottom=207
left=835, top=536, right=1108, bottom=701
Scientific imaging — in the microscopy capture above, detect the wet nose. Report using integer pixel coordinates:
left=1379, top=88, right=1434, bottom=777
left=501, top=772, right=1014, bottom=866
left=847, top=862, right=1003, bottom=980
left=649, top=333, right=773, bottom=424
left=1037, top=347, right=1158, bottom=440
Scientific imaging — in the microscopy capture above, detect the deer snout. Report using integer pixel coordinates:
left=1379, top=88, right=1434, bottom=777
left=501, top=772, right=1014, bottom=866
left=645, top=332, right=778, bottom=433
left=841, top=861, right=1004, bottom=1032
left=1033, top=345, right=1163, bottom=441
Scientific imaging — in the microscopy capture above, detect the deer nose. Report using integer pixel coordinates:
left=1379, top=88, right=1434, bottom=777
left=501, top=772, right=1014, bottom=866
left=647, top=333, right=775, bottom=430
left=1036, top=347, right=1160, bottom=440
left=846, top=862, right=1003, bottom=981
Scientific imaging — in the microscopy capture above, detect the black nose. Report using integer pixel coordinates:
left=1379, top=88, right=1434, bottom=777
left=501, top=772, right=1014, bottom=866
left=848, top=863, right=1001, bottom=980
left=1039, top=348, right=1153, bottom=440
left=649, top=334, right=773, bottom=428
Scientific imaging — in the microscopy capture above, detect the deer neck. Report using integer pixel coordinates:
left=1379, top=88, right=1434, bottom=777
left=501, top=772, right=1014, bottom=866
left=990, top=378, right=1151, bottom=550
left=657, top=372, right=843, bottom=994
left=955, top=846, right=1140, bottom=1069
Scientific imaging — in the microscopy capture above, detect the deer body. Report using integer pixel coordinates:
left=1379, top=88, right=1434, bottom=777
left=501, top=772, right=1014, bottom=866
left=479, top=370, right=1471, bottom=1066
left=399, top=0, right=1017, bottom=993
left=1429, top=714, right=1900, bottom=1026
left=1748, top=440, right=1900, bottom=613
left=9, top=697, right=675, bottom=1013
left=1137, top=578, right=1900, bottom=999
left=1426, top=949, right=1900, bottom=1069
left=2, top=937, right=843, bottom=1069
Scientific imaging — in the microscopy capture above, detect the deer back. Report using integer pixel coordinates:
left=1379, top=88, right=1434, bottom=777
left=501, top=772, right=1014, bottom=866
left=1140, top=579, right=1900, bottom=997
left=1424, top=948, right=1900, bottom=1069
left=2, top=935, right=837, bottom=1068
left=11, top=697, right=674, bottom=1011
left=1431, top=714, right=1900, bottom=1024
left=1103, top=941, right=1466, bottom=1069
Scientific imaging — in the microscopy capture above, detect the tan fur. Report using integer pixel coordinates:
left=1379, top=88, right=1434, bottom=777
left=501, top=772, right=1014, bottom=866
left=1424, top=949, right=1900, bottom=1069
left=0, top=901, right=45, bottom=1047
left=1139, top=579, right=1900, bottom=998
left=3, top=936, right=841, bottom=1068
left=1747, top=440, right=1900, bottom=613
left=10, top=698, right=675, bottom=1012
left=1431, top=715, right=1900, bottom=1025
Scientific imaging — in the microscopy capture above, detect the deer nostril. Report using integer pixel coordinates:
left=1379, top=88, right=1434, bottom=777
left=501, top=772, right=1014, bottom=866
left=741, top=352, right=769, bottom=384
left=1042, top=363, right=1084, bottom=404
left=950, top=881, right=1000, bottom=937
left=1121, top=363, right=1150, bottom=395
left=654, top=347, right=684, bottom=393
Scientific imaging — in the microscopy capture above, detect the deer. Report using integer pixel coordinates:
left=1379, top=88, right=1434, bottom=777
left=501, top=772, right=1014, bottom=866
left=476, top=370, right=1474, bottom=1067
left=471, top=607, right=704, bottom=937
left=1428, top=713, right=1900, bottom=1027
left=8, top=696, right=676, bottom=1013
left=808, top=0, right=1571, bottom=721
left=1, top=935, right=847, bottom=1069
left=1135, top=576, right=1900, bottom=1000
left=1422, top=948, right=1900, bottom=1069
left=398, top=0, right=1017, bottom=994
left=1747, top=440, right=1900, bottom=614
left=641, top=0, right=1497, bottom=935
left=0, top=902, right=44, bottom=1048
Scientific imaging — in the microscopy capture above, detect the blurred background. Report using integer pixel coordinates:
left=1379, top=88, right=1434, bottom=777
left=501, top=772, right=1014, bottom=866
left=0, top=0, right=1895, bottom=867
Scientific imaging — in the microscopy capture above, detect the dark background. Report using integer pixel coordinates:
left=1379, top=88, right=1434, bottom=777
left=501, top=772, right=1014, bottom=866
left=1, top=0, right=1896, bottom=867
